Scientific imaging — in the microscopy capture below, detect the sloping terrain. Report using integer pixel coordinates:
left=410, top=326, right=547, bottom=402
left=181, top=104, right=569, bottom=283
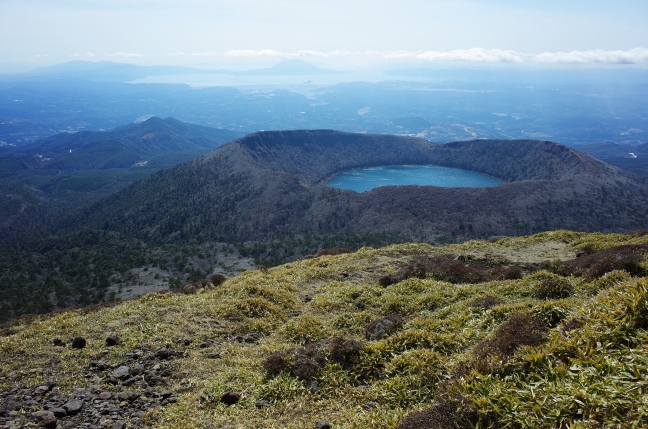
left=70, top=130, right=648, bottom=245
left=0, top=118, right=242, bottom=242
left=2, top=230, right=648, bottom=428
left=19, top=117, right=241, bottom=170
left=577, top=141, right=648, bottom=177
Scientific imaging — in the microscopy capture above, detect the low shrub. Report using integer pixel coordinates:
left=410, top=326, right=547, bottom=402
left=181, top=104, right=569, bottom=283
left=386, top=349, right=441, bottom=378
left=469, top=296, right=504, bottom=310
left=425, top=257, right=491, bottom=284
left=263, top=351, right=290, bottom=375
left=179, top=282, right=198, bottom=294
left=396, top=394, right=475, bottom=429
left=315, top=248, right=352, bottom=257
left=293, top=355, right=320, bottom=379
left=561, top=317, right=585, bottom=333
left=210, top=274, right=226, bottom=287
left=562, top=243, right=648, bottom=279
left=331, top=312, right=373, bottom=333
left=234, top=297, right=283, bottom=318
left=379, top=257, right=492, bottom=286
left=262, top=338, right=363, bottom=380
left=489, top=265, right=523, bottom=280
left=280, top=315, right=327, bottom=345
left=534, top=277, right=573, bottom=300
left=379, top=262, right=426, bottom=286
left=541, top=259, right=575, bottom=277
left=328, top=337, right=363, bottom=367
left=584, top=270, right=632, bottom=296
left=474, top=312, right=547, bottom=361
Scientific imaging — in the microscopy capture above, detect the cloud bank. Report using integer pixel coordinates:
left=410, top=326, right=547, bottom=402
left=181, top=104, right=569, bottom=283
left=165, top=48, right=648, bottom=64
left=533, top=48, right=648, bottom=64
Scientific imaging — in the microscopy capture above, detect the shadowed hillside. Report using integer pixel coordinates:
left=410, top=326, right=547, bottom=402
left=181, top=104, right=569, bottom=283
left=0, top=118, right=243, bottom=243
left=20, top=117, right=242, bottom=170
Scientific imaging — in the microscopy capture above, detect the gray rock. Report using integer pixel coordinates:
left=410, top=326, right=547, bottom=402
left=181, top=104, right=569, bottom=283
left=255, top=399, right=271, bottom=408
left=34, top=385, right=49, bottom=396
left=50, top=407, right=67, bottom=417
left=131, top=363, right=144, bottom=375
left=315, top=420, right=332, bottom=429
left=154, top=347, right=171, bottom=360
left=104, top=376, right=119, bottom=385
left=32, top=410, right=57, bottom=428
left=112, top=366, right=130, bottom=380
left=63, top=398, right=84, bottom=415
left=364, top=315, right=404, bottom=340
left=112, top=421, right=127, bottom=429
left=245, top=332, right=261, bottom=342
left=307, top=380, right=320, bottom=394
left=363, top=401, right=379, bottom=410
left=98, top=391, right=112, bottom=400
left=117, top=391, right=141, bottom=402
left=159, top=390, right=173, bottom=399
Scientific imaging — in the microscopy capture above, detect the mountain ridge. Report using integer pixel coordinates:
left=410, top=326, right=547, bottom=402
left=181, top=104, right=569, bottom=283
left=66, top=130, right=648, bottom=246
left=0, top=118, right=243, bottom=241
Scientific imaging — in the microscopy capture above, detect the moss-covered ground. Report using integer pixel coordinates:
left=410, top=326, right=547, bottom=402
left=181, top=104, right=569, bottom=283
left=2, top=230, right=648, bottom=428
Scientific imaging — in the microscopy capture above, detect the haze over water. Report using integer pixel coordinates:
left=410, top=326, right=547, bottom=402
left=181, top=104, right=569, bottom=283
left=326, top=165, right=503, bottom=193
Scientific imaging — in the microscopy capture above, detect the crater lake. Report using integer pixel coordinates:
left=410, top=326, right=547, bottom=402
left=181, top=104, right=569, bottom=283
left=326, top=165, right=503, bottom=192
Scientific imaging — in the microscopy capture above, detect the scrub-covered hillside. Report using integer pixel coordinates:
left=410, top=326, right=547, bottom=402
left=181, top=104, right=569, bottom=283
left=1, top=230, right=648, bottom=429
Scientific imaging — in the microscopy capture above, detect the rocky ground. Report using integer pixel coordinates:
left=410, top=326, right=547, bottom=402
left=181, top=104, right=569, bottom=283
left=0, top=339, right=185, bottom=429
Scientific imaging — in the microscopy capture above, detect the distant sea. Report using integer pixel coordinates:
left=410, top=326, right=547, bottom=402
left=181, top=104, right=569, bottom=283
left=130, top=72, right=433, bottom=88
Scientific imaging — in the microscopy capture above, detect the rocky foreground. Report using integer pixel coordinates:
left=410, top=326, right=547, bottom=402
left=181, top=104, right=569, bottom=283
left=2, top=230, right=648, bottom=428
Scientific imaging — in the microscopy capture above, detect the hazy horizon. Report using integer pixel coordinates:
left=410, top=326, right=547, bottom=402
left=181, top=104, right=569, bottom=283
left=1, top=0, right=647, bottom=73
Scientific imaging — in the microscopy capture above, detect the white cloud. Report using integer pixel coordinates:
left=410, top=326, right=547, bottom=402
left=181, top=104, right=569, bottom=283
left=416, top=48, right=525, bottom=63
left=224, top=49, right=282, bottom=57
left=533, top=48, right=648, bottom=64
left=161, top=48, right=648, bottom=65
left=103, top=52, right=144, bottom=58
left=168, top=52, right=219, bottom=57
left=70, top=52, right=95, bottom=57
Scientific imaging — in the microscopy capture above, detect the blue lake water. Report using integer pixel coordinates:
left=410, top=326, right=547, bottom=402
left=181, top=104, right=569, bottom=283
left=326, top=165, right=503, bottom=192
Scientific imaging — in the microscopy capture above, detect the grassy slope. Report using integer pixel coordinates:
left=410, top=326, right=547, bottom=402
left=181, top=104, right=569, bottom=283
left=2, top=230, right=648, bottom=428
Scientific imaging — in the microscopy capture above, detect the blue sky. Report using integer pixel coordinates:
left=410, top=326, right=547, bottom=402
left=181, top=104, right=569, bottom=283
left=1, top=0, right=647, bottom=71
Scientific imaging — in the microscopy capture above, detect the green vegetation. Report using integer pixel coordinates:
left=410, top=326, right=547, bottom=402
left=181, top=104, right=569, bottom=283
left=2, top=230, right=648, bottom=428
left=0, top=228, right=402, bottom=321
